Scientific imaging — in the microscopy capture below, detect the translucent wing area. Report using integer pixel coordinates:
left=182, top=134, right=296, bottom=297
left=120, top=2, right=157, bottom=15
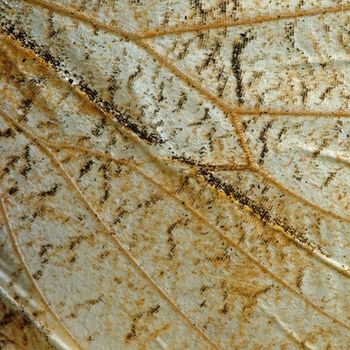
left=1, top=1, right=350, bottom=349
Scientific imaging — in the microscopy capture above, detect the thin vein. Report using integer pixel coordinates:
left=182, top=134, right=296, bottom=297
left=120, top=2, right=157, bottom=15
left=3, top=23, right=349, bottom=227
left=43, top=142, right=248, bottom=172
left=7, top=30, right=346, bottom=277
left=235, top=107, right=350, bottom=119
left=21, top=0, right=253, bottom=166
left=0, top=109, right=221, bottom=350
left=129, top=167, right=350, bottom=331
left=0, top=329, right=27, bottom=350
left=44, top=141, right=247, bottom=174
left=253, top=167, right=350, bottom=223
left=44, top=143, right=142, bottom=167
left=2, top=27, right=350, bottom=280
left=0, top=34, right=159, bottom=166
left=45, top=142, right=350, bottom=278
left=1, top=32, right=249, bottom=179
left=0, top=34, right=248, bottom=186
left=17, top=0, right=350, bottom=124
left=259, top=304, right=314, bottom=350
left=2, top=5, right=350, bottom=345
left=0, top=191, right=84, bottom=350
left=266, top=221, right=350, bottom=278
left=2, top=4, right=348, bottom=327
left=138, top=4, right=350, bottom=38
left=0, top=284, right=73, bottom=350
left=4, top=107, right=350, bottom=338
left=36, top=142, right=350, bottom=331
left=6, top=6, right=350, bottom=123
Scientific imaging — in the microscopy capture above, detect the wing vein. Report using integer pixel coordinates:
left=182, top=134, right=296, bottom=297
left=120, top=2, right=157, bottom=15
left=43, top=142, right=350, bottom=278
left=254, top=167, right=350, bottom=223
left=26, top=139, right=350, bottom=332
left=138, top=4, right=350, bottom=38
left=0, top=329, right=27, bottom=350
left=0, top=108, right=222, bottom=350
left=0, top=190, right=84, bottom=350
left=3, top=27, right=349, bottom=280
left=21, top=0, right=254, bottom=166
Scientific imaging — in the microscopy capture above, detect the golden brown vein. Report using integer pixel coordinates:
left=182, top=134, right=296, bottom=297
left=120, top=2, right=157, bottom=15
left=20, top=0, right=350, bottom=200
left=0, top=108, right=222, bottom=350
left=3, top=26, right=350, bottom=280
left=259, top=304, right=313, bottom=350
left=41, top=142, right=350, bottom=279
left=2, top=29, right=349, bottom=279
left=21, top=0, right=253, bottom=166
left=235, top=107, right=350, bottom=119
left=253, top=167, right=350, bottom=223
left=2, top=6, right=350, bottom=340
left=138, top=4, right=350, bottom=38
left=21, top=0, right=350, bottom=123
left=0, top=191, right=84, bottom=350
left=25, top=140, right=350, bottom=331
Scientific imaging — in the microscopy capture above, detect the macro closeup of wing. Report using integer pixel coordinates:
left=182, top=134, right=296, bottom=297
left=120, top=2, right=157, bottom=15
left=1, top=1, right=350, bottom=349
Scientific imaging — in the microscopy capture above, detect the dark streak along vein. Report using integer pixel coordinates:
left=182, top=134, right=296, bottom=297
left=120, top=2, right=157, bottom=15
left=0, top=20, right=164, bottom=146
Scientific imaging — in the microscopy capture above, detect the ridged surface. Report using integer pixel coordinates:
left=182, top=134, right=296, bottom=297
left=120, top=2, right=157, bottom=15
left=1, top=1, right=350, bottom=349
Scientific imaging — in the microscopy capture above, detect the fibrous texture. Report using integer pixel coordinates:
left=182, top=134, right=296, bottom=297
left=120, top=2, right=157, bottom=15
left=1, top=1, right=350, bottom=349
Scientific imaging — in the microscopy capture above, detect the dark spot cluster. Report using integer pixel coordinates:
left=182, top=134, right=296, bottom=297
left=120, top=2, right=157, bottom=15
left=18, top=98, right=33, bottom=118
left=199, top=169, right=319, bottom=252
left=148, top=304, right=160, bottom=315
left=1, top=23, right=61, bottom=68
left=20, top=145, right=32, bottom=178
left=77, top=79, right=164, bottom=144
left=98, top=161, right=112, bottom=204
left=69, top=235, right=85, bottom=250
left=0, top=19, right=164, bottom=145
left=258, top=121, right=273, bottom=164
left=144, top=194, right=162, bottom=208
left=167, top=221, right=179, bottom=260
left=38, top=184, right=60, bottom=197
left=33, top=270, right=43, bottom=280
left=79, top=159, right=94, bottom=179
left=0, top=128, right=15, bottom=138
left=0, top=311, right=15, bottom=327
left=231, top=32, right=252, bottom=105
left=192, top=0, right=241, bottom=21
left=125, top=312, right=143, bottom=343
left=8, top=186, right=18, bottom=195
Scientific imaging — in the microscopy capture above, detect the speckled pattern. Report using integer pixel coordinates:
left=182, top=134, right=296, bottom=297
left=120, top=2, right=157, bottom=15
left=1, top=1, right=350, bottom=349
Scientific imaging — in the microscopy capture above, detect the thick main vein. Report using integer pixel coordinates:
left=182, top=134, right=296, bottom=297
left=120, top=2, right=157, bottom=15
left=2, top=8, right=348, bottom=327
left=49, top=143, right=350, bottom=279
left=2, top=27, right=350, bottom=279
left=36, top=140, right=350, bottom=332
left=2, top=108, right=347, bottom=332
left=21, top=0, right=350, bottom=121
left=2, top=29, right=350, bottom=277
left=17, top=0, right=350, bottom=217
left=21, top=0, right=254, bottom=165
left=0, top=109, right=222, bottom=350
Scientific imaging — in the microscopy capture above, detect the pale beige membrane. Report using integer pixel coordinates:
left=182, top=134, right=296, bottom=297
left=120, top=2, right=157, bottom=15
left=1, top=1, right=350, bottom=349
